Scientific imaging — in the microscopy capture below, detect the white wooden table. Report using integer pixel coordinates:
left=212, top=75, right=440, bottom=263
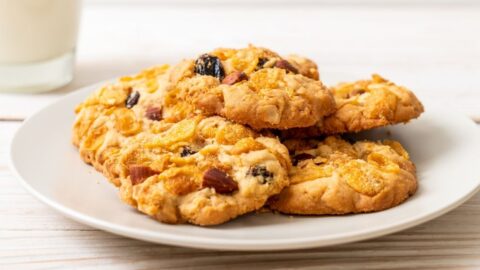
left=1, top=2, right=480, bottom=269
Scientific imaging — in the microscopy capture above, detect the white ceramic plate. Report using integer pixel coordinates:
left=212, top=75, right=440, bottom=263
left=9, top=82, right=480, bottom=251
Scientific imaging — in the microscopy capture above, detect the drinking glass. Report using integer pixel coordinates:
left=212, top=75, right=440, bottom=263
left=0, top=0, right=81, bottom=93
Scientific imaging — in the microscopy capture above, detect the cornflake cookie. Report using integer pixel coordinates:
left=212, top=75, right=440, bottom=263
left=282, top=74, right=424, bottom=138
left=164, top=45, right=335, bottom=130
left=73, top=75, right=291, bottom=225
left=73, top=64, right=172, bottom=160
left=268, top=136, right=417, bottom=215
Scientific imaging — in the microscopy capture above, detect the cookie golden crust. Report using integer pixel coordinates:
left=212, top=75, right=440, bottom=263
left=73, top=77, right=291, bottom=225
left=164, top=45, right=335, bottom=130
left=268, top=136, right=417, bottom=215
left=282, top=74, right=424, bottom=138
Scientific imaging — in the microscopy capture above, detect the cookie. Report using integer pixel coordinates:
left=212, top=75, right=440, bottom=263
left=163, top=45, right=335, bottom=130
left=73, top=75, right=291, bottom=225
left=268, top=136, right=417, bottom=215
left=282, top=74, right=424, bottom=138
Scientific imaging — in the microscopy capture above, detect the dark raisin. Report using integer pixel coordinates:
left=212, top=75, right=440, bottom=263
left=313, top=159, right=326, bottom=165
left=269, top=129, right=282, bottom=138
left=248, top=165, right=273, bottom=184
left=145, top=106, right=162, bottom=121
left=125, top=91, right=140, bottom=109
left=292, top=153, right=315, bottom=166
left=180, top=146, right=196, bottom=157
left=343, top=135, right=357, bottom=144
left=256, top=57, right=269, bottom=70
left=194, top=54, right=225, bottom=80
left=203, top=168, right=238, bottom=194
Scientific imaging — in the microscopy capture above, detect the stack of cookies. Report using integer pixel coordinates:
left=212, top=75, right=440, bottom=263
left=73, top=45, right=424, bottom=226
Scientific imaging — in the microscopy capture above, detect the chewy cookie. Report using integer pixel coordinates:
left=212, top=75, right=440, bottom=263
left=163, top=45, right=335, bottom=130
left=73, top=47, right=424, bottom=226
left=282, top=74, right=424, bottom=138
left=73, top=77, right=291, bottom=225
left=268, top=136, right=417, bottom=215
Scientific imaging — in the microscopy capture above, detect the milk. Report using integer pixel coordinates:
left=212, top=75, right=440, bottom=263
left=0, top=0, right=81, bottom=92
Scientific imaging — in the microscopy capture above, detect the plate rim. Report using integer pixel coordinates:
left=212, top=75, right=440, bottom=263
left=8, top=83, right=480, bottom=251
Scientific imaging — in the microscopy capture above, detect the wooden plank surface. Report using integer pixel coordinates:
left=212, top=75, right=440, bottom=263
left=2, top=2, right=480, bottom=269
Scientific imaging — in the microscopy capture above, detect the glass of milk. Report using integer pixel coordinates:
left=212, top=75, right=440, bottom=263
left=0, top=0, right=81, bottom=93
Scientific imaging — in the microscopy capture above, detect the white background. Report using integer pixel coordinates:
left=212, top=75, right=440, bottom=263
left=0, top=0, right=479, bottom=121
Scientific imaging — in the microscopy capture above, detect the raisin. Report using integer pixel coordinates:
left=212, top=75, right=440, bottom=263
left=222, top=71, right=248, bottom=85
left=269, top=129, right=282, bottom=138
left=180, top=146, right=196, bottom=157
left=256, top=57, right=269, bottom=70
left=343, top=136, right=358, bottom=144
left=275, top=59, right=298, bottom=74
left=202, top=168, right=238, bottom=194
left=145, top=106, right=162, bottom=121
left=313, top=159, right=326, bottom=165
left=292, top=153, right=315, bottom=166
left=129, top=165, right=156, bottom=185
left=125, top=91, right=140, bottom=109
left=194, top=54, right=225, bottom=80
left=248, top=165, right=273, bottom=184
